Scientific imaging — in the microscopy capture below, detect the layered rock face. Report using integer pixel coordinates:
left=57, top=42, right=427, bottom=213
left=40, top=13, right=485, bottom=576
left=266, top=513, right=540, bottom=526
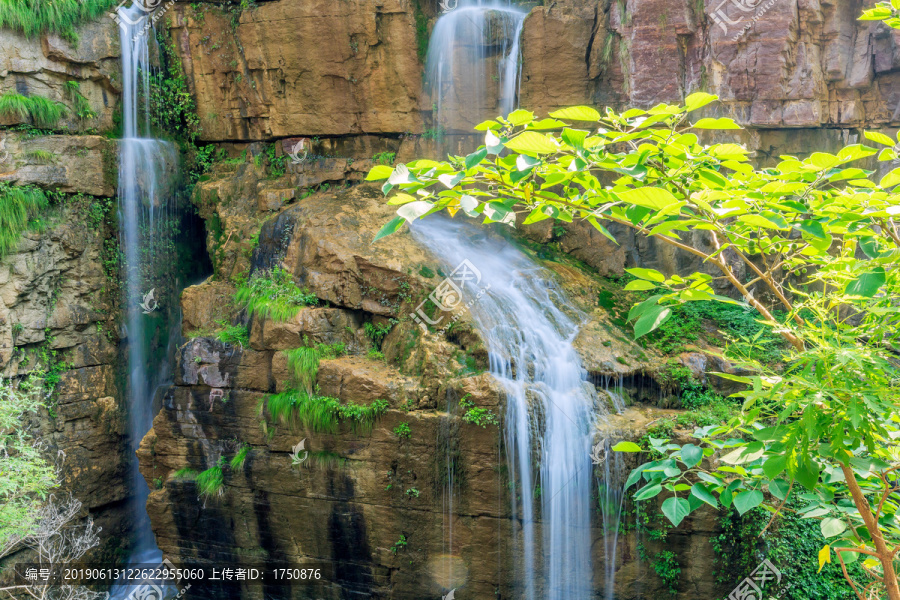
left=137, top=165, right=725, bottom=598
left=0, top=200, right=130, bottom=559
left=0, top=14, right=128, bottom=565
left=0, top=18, right=121, bottom=133
left=172, top=0, right=900, bottom=143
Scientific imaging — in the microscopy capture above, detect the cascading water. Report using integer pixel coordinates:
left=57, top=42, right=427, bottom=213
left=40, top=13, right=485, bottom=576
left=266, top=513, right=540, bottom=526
left=425, top=0, right=526, bottom=139
left=112, top=5, right=180, bottom=595
left=412, top=219, right=605, bottom=599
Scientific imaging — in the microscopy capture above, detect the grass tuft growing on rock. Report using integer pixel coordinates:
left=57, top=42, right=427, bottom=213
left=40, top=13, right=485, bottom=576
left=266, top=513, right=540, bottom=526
left=284, top=341, right=346, bottom=394
left=235, top=266, right=318, bottom=322
left=0, top=0, right=119, bottom=41
left=265, top=389, right=388, bottom=436
left=0, top=185, right=49, bottom=260
left=0, top=92, right=68, bottom=129
left=196, top=465, right=224, bottom=500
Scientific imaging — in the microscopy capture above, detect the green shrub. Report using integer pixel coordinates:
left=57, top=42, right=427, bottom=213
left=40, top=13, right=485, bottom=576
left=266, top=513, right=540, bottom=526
left=283, top=341, right=346, bottom=394
left=236, top=266, right=318, bottom=321
left=712, top=497, right=867, bottom=600
left=372, top=151, right=396, bottom=165
left=216, top=321, right=249, bottom=347
left=459, top=394, right=499, bottom=428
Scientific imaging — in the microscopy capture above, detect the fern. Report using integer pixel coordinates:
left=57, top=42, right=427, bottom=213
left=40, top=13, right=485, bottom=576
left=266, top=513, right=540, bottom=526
left=0, top=185, right=49, bottom=260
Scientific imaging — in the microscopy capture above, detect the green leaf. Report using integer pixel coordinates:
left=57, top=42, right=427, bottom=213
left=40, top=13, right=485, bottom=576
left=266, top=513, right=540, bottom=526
left=507, top=109, right=534, bottom=126
left=794, top=458, right=821, bottom=491
left=763, top=455, right=787, bottom=479
left=661, top=497, right=692, bottom=527
left=690, top=483, right=717, bottom=508
left=617, top=187, right=680, bottom=211
left=625, top=466, right=646, bottom=489
left=624, top=280, right=657, bottom=291
left=561, top=128, right=588, bottom=149
left=692, top=117, right=741, bottom=130
left=504, top=131, right=559, bottom=155
left=465, top=147, right=488, bottom=170
left=864, top=130, right=896, bottom=146
left=821, top=517, right=847, bottom=539
left=397, top=201, right=435, bottom=222
left=366, top=165, right=394, bottom=181
left=734, top=490, right=764, bottom=515
left=612, top=441, right=643, bottom=452
left=373, top=216, right=405, bottom=242
left=881, top=168, right=900, bottom=189
left=628, top=294, right=663, bottom=322
left=846, top=267, right=886, bottom=297
left=684, top=92, right=718, bottom=113
left=681, top=444, right=702, bottom=468
left=626, top=267, right=666, bottom=282
left=633, top=306, right=672, bottom=339
left=549, top=106, right=601, bottom=121
left=769, top=479, right=791, bottom=500
left=634, top=483, right=663, bottom=501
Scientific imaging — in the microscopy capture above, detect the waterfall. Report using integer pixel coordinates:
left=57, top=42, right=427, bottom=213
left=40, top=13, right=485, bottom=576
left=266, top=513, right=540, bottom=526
left=411, top=219, right=601, bottom=599
left=113, top=3, right=179, bottom=594
left=425, top=0, right=526, bottom=138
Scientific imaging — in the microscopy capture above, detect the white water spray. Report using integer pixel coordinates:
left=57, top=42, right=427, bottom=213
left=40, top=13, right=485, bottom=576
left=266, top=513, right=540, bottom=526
left=412, top=219, right=602, bottom=599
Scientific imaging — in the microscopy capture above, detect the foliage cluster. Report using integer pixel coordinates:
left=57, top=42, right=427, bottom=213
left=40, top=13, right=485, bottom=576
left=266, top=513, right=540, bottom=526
left=0, top=92, right=68, bottom=130
left=265, top=389, right=388, bottom=436
left=371, top=88, right=900, bottom=596
left=0, top=185, right=48, bottom=260
left=236, top=266, right=318, bottom=321
left=0, top=380, right=56, bottom=555
left=0, top=0, right=117, bottom=41
left=459, top=394, right=499, bottom=428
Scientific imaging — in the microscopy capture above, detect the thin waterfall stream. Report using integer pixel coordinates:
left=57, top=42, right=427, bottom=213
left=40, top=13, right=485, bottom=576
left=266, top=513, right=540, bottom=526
left=112, top=5, right=183, bottom=596
left=425, top=0, right=525, bottom=143
left=412, top=218, right=623, bottom=599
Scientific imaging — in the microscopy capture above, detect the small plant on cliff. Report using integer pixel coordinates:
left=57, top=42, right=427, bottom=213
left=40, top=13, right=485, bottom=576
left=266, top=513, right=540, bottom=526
left=0, top=184, right=49, bottom=260
left=283, top=340, right=347, bottom=395
left=0, top=0, right=118, bottom=41
left=0, top=93, right=68, bottom=129
left=393, top=422, right=411, bottom=440
left=229, top=444, right=250, bottom=470
left=459, top=394, right=499, bottom=428
left=391, top=534, right=408, bottom=554
left=370, top=91, right=900, bottom=597
left=264, top=390, right=388, bottom=436
left=373, top=151, right=396, bottom=166
left=236, top=266, right=319, bottom=322
left=196, top=463, right=225, bottom=500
